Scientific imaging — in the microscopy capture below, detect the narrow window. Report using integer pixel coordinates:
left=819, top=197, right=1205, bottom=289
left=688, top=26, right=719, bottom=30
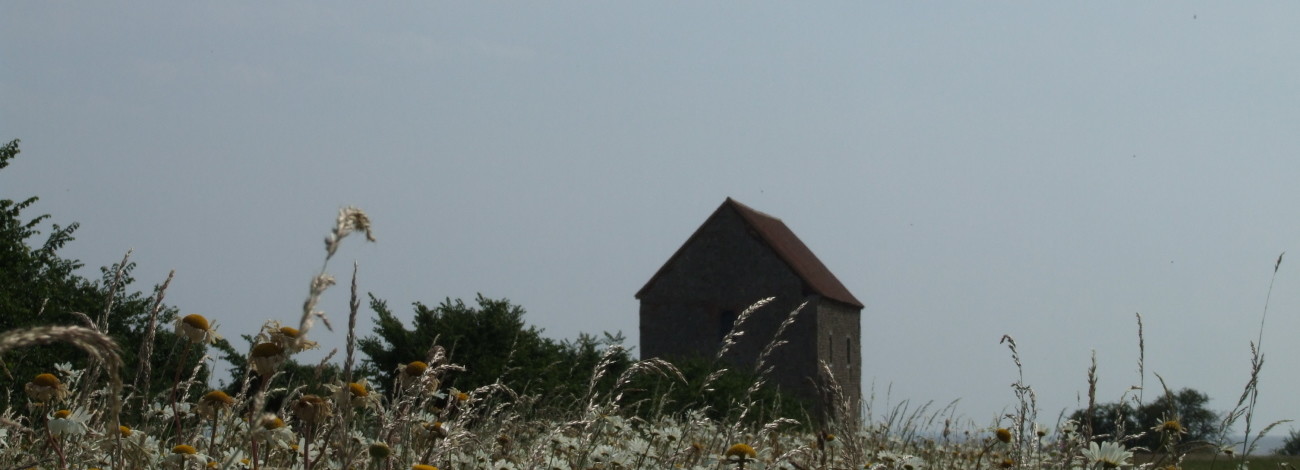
left=828, top=333, right=834, bottom=366
left=717, top=309, right=738, bottom=344
left=846, top=337, right=852, bottom=365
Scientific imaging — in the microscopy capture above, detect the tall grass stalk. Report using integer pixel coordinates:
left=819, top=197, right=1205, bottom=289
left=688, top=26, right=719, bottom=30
left=1223, top=252, right=1285, bottom=464
left=130, top=269, right=173, bottom=416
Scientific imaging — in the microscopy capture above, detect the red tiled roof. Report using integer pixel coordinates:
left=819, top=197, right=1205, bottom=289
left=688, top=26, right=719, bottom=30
left=637, top=198, right=864, bottom=309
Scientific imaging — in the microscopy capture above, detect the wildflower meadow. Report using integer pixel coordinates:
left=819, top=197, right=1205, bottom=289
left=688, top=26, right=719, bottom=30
left=1, top=139, right=1294, bottom=469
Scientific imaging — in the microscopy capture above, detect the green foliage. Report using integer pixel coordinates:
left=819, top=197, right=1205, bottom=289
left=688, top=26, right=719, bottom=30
left=357, top=294, right=628, bottom=409
left=1070, top=388, right=1221, bottom=450
left=357, top=292, right=808, bottom=425
left=0, top=138, right=200, bottom=412
left=1278, top=428, right=1300, bottom=456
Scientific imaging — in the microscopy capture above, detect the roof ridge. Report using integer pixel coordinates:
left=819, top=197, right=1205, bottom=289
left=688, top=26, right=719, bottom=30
left=637, top=198, right=863, bottom=309
left=723, top=199, right=863, bottom=308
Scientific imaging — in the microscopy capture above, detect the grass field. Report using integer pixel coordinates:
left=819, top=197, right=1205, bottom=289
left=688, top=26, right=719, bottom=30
left=1167, top=454, right=1300, bottom=470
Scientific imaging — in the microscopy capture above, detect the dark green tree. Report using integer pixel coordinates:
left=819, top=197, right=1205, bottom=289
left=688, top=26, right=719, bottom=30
left=357, top=292, right=807, bottom=425
left=0, top=139, right=201, bottom=413
left=1278, top=429, right=1300, bottom=456
left=1069, top=388, right=1221, bottom=450
left=357, top=294, right=627, bottom=410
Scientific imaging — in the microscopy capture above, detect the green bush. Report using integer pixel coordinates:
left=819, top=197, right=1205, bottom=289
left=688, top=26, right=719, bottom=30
left=358, top=294, right=630, bottom=410
left=0, top=139, right=201, bottom=414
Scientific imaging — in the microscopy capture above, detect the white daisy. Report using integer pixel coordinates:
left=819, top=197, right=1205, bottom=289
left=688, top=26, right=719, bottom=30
left=1081, top=441, right=1132, bottom=468
left=47, top=408, right=91, bottom=437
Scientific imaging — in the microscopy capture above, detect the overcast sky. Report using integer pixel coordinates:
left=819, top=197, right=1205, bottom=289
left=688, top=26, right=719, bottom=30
left=4, top=2, right=1299, bottom=435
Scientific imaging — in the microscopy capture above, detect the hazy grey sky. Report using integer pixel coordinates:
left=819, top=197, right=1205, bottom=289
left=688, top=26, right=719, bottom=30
left=4, top=3, right=1299, bottom=432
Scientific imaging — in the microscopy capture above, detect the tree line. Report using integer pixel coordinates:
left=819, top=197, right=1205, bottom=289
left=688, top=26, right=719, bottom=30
left=1, top=138, right=802, bottom=425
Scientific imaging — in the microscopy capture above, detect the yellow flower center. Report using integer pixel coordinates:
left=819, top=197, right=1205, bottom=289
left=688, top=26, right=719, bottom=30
left=724, top=443, right=757, bottom=459
left=53, top=409, right=72, bottom=419
left=32, top=373, right=61, bottom=388
left=995, top=428, right=1013, bottom=443
left=202, top=390, right=235, bottom=405
left=261, top=416, right=285, bottom=430
left=119, top=425, right=132, bottom=437
left=404, top=361, right=428, bottom=376
left=348, top=382, right=368, bottom=397
left=412, top=465, right=439, bottom=470
left=181, top=314, right=210, bottom=330
left=1160, top=420, right=1184, bottom=433
left=172, top=444, right=198, bottom=455
left=279, top=326, right=301, bottom=338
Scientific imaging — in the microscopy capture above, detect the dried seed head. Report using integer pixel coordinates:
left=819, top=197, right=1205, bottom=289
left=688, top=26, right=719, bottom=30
left=26, top=373, right=69, bottom=403
left=250, top=342, right=287, bottom=377
left=368, top=443, right=391, bottom=459
left=293, top=394, right=332, bottom=425
left=251, top=342, right=284, bottom=358
left=269, top=324, right=318, bottom=353
left=995, top=428, right=1013, bottom=443
left=176, top=314, right=220, bottom=344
